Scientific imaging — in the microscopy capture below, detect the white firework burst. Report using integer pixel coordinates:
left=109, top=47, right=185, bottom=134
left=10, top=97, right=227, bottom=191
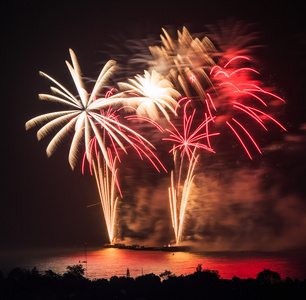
left=115, top=70, right=181, bottom=121
left=26, top=49, right=155, bottom=169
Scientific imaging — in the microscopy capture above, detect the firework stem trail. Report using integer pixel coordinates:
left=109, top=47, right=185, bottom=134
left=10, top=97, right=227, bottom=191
left=169, top=149, right=198, bottom=244
left=92, top=154, right=119, bottom=244
left=164, top=99, right=217, bottom=244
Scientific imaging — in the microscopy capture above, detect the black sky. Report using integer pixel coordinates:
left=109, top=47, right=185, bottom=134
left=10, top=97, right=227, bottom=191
left=1, top=0, right=306, bottom=251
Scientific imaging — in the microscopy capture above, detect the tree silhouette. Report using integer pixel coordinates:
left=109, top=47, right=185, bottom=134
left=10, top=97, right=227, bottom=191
left=64, top=264, right=85, bottom=278
left=256, top=269, right=281, bottom=284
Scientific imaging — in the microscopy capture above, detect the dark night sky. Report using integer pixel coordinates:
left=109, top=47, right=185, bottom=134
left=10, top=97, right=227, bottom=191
left=1, top=0, right=306, bottom=251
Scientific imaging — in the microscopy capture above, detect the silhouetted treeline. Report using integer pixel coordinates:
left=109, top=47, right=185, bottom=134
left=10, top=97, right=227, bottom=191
left=0, top=264, right=305, bottom=299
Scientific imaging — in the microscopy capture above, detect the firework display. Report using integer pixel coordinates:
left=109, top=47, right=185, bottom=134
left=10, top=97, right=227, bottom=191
left=26, top=25, right=286, bottom=245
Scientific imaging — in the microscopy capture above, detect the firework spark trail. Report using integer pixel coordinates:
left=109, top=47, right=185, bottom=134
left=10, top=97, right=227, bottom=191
left=208, top=56, right=287, bottom=159
left=169, top=149, right=198, bottom=244
left=163, top=99, right=218, bottom=244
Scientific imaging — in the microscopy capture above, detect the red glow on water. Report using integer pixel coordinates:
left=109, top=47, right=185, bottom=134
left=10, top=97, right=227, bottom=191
left=13, top=249, right=305, bottom=281
left=85, top=250, right=306, bottom=280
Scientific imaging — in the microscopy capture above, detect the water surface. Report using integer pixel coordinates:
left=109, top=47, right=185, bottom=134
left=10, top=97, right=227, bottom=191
left=1, top=247, right=305, bottom=280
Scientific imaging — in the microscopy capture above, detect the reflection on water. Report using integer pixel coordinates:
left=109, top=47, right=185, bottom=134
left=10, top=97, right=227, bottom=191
left=1, top=248, right=305, bottom=280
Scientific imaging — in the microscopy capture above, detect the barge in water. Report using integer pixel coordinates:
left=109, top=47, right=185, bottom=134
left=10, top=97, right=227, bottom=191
left=103, top=243, right=190, bottom=252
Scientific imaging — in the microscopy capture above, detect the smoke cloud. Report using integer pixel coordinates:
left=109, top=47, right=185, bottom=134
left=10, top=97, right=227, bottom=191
left=116, top=143, right=306, bottom=251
